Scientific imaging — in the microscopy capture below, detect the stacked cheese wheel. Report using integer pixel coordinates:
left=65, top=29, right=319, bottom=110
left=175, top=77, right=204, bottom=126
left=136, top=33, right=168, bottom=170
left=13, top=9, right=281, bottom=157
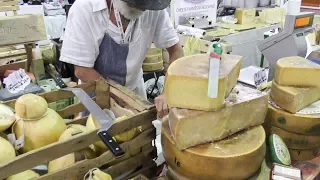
left=163, top=54, right=268, bottom=179
left=142, top=48, right=163, bottom=72
left=265, top=56, right=320, bottom=161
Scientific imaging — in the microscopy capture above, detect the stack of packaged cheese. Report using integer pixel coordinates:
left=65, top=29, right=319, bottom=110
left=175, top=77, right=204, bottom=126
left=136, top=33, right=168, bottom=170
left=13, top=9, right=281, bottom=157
left=265, top=56, right=320, bottom=161
left=162, top=54, right=269, bottom=180
left=143, top=48, right=163, bottom=72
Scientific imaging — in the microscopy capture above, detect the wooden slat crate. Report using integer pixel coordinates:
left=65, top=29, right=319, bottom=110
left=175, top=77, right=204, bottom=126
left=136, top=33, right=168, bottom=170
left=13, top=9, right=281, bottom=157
left=0, top=79, right=157, bottom=179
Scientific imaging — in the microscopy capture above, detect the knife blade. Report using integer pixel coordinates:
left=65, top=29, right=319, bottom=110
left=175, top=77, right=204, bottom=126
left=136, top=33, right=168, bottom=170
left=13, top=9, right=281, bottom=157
left=207, top=43, right=223, bottom=98
left=63, top=88, right=125, bottom=157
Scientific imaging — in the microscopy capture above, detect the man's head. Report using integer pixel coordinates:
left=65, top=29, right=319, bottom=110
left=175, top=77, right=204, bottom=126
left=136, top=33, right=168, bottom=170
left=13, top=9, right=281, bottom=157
left=113, top=0, right=171, bottom=20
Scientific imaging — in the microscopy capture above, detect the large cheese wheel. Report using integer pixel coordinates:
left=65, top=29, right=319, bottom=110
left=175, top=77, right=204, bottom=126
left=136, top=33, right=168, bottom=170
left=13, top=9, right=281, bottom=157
left=162, top=118, right=266, bottom=180
left=266, top=126, right=320, bottom=150
left=142, top=61, right=163, bottom=72
left=144, top=48, right=162, bottom=63
left=274, top=56, right=320, bottom=86
left=271, top=81, right=320, bottom=113
left=235, top=8, right=256, bottom=24
left=289, top=148, right=320, bottom=161
left=164, top=54, right=242, bottom=111
left=169, top=85, right=268, bottom=150
left=167, top=166, right=189, bottom=180
left=265, top=104, right=320, bottom=135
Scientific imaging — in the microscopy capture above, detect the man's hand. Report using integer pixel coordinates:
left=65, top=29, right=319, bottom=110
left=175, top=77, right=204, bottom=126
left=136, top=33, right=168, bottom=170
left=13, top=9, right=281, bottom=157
left=74, top=65, right=101, bottom=83
left=154, top=94, right=169, bottom=119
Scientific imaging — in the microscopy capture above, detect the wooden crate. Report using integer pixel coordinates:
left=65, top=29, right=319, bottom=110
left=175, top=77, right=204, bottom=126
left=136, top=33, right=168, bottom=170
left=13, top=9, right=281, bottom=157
left=0, top=79, right=157, bottom=179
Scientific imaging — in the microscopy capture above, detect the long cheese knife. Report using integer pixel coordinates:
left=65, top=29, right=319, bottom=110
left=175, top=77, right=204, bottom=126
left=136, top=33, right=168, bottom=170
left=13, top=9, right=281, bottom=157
left=207, top=43, right=223, bottom=98
left=63, top=88, right=125, bottom=158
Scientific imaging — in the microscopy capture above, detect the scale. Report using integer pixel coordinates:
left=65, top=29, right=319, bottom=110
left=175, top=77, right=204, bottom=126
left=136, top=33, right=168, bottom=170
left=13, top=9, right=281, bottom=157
left=257, top=12, right=315, bottom=80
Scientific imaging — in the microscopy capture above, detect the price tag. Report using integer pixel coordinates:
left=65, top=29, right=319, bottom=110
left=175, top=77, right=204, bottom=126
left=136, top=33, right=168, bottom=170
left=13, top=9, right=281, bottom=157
left=254, top=68, right=268, bottom=88
left=15, top=135, right=24, bottom=150
left=3, top=69, right=31, bottom=94
left=7, top=133, right=16, bottom=147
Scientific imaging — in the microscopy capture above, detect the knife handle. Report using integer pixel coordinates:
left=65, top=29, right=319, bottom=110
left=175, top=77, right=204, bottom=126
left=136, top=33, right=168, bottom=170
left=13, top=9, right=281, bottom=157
left=98, top=131, right=125, bottom=158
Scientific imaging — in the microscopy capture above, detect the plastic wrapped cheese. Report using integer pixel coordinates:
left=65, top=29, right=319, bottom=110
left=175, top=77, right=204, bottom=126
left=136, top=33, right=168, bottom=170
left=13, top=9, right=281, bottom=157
left=164, top=54, right=242, bottom=111
left=169, top=85, right=268, bottom=150
left=162, top=117, right=266, bottom=180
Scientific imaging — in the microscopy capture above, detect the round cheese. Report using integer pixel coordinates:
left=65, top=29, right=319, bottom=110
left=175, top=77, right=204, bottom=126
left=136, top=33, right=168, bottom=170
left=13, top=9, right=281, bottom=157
left=266, top=126, right=320, bottom=150
left=167, top=166, right=189, bottom=180
left=265, top=104, right=320, bottom=136
left=142, top=61, right=163, bottom=72
left=162, top=117, right=266, bottom=180
left=289, top=148, right=320, bottom=161
left=15, top=94, right=48, bottom=119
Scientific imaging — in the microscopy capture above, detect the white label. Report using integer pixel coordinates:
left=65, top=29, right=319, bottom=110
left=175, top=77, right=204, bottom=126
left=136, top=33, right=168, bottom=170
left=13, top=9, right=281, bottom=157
left=254, top=68, right=268, bottom=87
left=3, top=69, right=31, bottom=93
left=15, top=135, right=24, bottom=150
left=7, top=133, right=16, bottom=147
left=273, top=165, right=301, bottom=179
left=208, top=57, right=220, bottom=98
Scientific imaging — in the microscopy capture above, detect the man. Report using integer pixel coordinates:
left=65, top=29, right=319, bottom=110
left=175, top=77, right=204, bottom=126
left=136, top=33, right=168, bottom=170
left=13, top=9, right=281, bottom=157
left=60, top=0, right=183, bottom=118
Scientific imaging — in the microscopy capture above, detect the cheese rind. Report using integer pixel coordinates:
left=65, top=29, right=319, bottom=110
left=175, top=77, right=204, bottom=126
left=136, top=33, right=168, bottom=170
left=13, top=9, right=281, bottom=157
left=164, top=54, right=242, bottom=111
left=235, top=8, right=256, bottom=24
left=142, top=61, right=163, bottom=72
left=169, top=85, right=268, bottom=150
left=271, top=81, right=320, bottom=113
left=265, top=104, right=320, bottom=135
left=162, top=118, right=266, bottom=180
left=266, top=126, right=320, bottom=150
left=289, top=148, right=320, bottom=161
left=274, top=56, right=320, bottom=86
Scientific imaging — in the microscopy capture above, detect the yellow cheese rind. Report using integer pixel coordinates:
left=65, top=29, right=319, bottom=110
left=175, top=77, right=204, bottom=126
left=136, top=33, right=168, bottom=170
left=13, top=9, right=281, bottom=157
left=289, top=148, right=320, bottom=161
left=169, top=85, right=268, bottom=150
left=165, top=54, right=242, bottom=111
left=271, top=81, right=320, bottom=113
left=265, top=104, right=320, bottom=135
left=235, top=8, right=256, bottom=24
left=266, top=126, right=320, bottom=150
left=142, top=61, right=163, bottom=72
left=274, top=56, right=320, bottom=86
left=162, top=118, right=266, bottom=180
left=168, top=166, right=189, bottom=180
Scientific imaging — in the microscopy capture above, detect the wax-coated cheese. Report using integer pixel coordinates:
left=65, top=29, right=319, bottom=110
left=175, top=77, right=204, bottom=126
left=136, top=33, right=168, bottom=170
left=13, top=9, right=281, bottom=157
left=142, top=61, right=163, bottom=72
left=162, top=117, right=266, bottom=180
left=164, top=54, right=242, bottom=111
left=266, top=126, right=320, bottom=150
left=235, top=8, right=256, bottom=24
left=271, top=81, right=320, bottom=113
left=265, top=104, right=320, bottom=135
left=169, top=85, right=268, bottom=150
left=289, top=148, right=320, bottom=161
left=274, top=56, right=320, bottom=86
left=168, top=166, right=189, bottom=180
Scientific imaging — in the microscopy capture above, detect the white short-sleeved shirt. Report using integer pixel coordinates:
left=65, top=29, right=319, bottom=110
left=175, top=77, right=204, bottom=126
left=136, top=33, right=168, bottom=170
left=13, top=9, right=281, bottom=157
left=60, top=0, right=179, bottom=90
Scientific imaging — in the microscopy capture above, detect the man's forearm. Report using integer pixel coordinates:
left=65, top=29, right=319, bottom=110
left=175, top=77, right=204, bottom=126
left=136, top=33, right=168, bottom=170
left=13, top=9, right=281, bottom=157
left=74, top=65, right=101, bottom=83
left=167, top=42, right=184, bottom=64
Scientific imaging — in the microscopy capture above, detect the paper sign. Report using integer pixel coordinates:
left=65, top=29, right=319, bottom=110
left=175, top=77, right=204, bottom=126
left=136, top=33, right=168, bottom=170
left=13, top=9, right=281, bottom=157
left=3, top=69, right=31, bottom=93
left=171, top=0, right=217, bottom=26
left=254, top=68, right=268, bottom=87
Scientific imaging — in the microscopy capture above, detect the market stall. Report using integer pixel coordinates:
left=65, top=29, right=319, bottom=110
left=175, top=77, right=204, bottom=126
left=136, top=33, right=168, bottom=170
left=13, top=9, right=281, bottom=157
left=0, top=0, right=319, bottom=179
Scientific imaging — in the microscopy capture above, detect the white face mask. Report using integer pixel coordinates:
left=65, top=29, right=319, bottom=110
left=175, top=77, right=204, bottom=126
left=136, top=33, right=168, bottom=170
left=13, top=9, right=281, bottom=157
left=113, top=0, right=144, bottom=20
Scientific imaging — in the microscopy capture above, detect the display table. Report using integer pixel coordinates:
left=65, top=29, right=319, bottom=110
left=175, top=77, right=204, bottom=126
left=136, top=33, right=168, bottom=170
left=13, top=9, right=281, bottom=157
left=178, top=24, right=281, bottom=68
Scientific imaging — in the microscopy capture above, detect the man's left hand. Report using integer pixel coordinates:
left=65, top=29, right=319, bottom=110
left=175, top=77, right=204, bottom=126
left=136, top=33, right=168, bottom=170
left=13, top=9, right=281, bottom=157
left=154, top=94, right=169, bottom=119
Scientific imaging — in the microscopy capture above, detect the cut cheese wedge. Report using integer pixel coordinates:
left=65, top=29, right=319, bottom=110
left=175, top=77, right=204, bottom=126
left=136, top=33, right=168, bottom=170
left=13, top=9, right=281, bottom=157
left=144, top=48, right=162, bottom=63
left=266, top=126, right=320, bottom=150
left=142, top=61, right=163, bottom=72
left=164, top=54, right=242, bottom=111
left=169, top=85, right=268, bottom=150
left=289, top=148, right=320, bottom=161
left=274, top=56, right=320, bottom=86
left=162, top=117, right=266, bottom=180
left=265, top=104, right=320, bottom=135
left=235, top=8, right=256, bottom=24
left=271, top=81, right=320, bottom=113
